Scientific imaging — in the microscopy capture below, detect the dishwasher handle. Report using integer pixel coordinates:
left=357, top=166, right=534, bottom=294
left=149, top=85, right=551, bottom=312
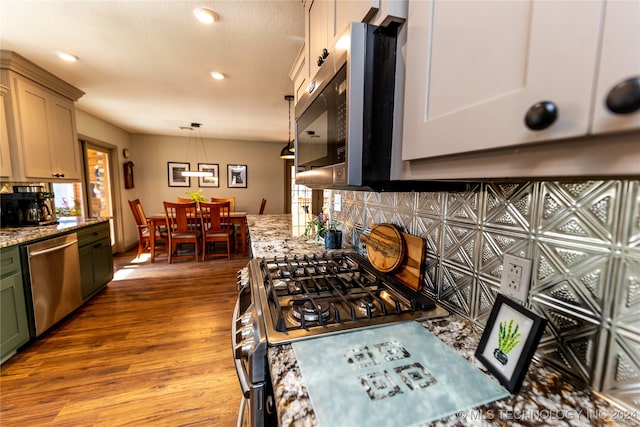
left=28, top=239, right=78, bottom=258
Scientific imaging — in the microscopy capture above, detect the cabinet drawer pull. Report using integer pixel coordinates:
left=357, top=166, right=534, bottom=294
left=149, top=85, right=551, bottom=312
left=606, top=76, right=640, bottom=115
left=524, top=101, right=557, bottom=130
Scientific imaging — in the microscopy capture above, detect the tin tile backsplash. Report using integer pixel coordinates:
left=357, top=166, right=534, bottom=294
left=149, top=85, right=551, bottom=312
left=329, top=180, right=640, bottom=410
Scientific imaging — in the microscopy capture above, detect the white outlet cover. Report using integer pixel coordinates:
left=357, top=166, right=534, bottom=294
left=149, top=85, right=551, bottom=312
left=333, top=194, right=341, bottom=212
left=500, top=253, right=533, bottom=302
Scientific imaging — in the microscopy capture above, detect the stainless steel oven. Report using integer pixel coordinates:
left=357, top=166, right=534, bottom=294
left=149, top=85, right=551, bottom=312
left=232, top=266, right=277, bottom=427
left=232, top=253, right=448, bottom=426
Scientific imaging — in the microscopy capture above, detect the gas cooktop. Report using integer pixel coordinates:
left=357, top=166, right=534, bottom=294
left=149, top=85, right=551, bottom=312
left=250, top=252, right=449, bottom=344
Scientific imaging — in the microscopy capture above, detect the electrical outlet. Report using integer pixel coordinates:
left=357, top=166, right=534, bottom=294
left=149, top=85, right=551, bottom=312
left=333, top=194, right=341, bottom=212
left=500, top=253, right=533, bottom=302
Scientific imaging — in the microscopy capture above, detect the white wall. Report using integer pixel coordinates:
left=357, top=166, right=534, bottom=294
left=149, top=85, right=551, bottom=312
left=132, top=133, right=285, bottom=219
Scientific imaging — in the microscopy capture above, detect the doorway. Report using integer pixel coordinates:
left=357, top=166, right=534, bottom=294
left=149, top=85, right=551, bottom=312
left=84, top=142, right=115, bottom=245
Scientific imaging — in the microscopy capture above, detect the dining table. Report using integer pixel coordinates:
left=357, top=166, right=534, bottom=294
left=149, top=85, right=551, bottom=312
left=146, top=211, right=248, bottom=262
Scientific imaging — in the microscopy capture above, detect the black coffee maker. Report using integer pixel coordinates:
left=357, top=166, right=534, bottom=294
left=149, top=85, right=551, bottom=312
left=1, top=186, right=58, bottom=227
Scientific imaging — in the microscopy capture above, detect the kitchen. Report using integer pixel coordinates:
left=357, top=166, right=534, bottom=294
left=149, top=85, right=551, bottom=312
left=2, top=1, right=640, bottom=426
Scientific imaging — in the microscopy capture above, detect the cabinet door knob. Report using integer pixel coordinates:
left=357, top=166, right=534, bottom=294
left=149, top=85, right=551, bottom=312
left=317, top=48, right=329, bottom=67
left=606, top=76, right=640, bottom=115
left=525, top=101, right=558, bottom=130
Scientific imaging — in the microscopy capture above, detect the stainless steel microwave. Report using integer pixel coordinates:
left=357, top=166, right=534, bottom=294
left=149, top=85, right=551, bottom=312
left=295, top=22, right=399, bottom=190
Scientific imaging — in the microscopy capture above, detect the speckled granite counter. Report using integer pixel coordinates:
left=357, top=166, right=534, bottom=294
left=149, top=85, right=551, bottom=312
left=0, top=217, right=110, bottom=248
left=247, top=214, right=350, bottom=257
left=248, top=215, right=640, bottom=427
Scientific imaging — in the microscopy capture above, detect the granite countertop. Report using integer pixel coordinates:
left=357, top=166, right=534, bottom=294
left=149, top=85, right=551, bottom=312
left=247, top=214, right=350, bottom=257
left=248, top=215, right=640, bottom=427
left=0, top=217, right=110, bottom=248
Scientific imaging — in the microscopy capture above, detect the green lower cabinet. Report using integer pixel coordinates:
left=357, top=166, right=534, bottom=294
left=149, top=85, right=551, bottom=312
left=78, top=222, right=114, bottom=300
left=1, top=246, right=30, bottom=362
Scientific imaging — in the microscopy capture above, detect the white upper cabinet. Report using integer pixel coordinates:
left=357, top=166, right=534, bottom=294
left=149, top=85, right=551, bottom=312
left=334, top=1, right=381, bottom=38
left=50, top=91, right=80, bottom=179
left=305, top=0, right=331, bottom=82
left=14, top=78, right=56, bottom=179
left=0, top=86, right=12, bottom=179
left=590, top=0, right=640, bottom=134
left=13, top=76, right=81, bottom=180
left=1, top=51, right=84, bottom=182
left=401, top=0, right=627, bottom=161
left=304, top=0, right=384, bottom=81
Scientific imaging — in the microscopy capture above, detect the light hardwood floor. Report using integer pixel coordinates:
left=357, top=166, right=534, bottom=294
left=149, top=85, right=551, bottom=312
left=1, top=248, right=248, bottom=426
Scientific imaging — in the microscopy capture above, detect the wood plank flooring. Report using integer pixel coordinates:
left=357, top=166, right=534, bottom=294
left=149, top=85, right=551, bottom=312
left=1, top=249, right=249, bottom=426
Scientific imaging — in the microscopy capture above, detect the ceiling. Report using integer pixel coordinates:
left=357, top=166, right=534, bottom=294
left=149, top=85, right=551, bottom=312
left=0, top=1, right=305, bottom=143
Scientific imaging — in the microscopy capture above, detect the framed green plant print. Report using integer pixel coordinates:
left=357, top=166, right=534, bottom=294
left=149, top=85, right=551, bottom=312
left=475, top=294, right=547, bottom=394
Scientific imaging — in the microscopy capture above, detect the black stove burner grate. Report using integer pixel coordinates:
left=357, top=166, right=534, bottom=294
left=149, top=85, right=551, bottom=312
left=260, top=253, right=437, bottom=334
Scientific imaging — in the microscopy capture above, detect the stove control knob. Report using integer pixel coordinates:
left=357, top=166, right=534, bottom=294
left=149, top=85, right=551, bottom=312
left=237, top=313, right=253, bottom=326
left=234, top=339, right=254, bottom=359
left=236, top=325, right=254, bottom=341
left=236, top=269, right=250, bottom=289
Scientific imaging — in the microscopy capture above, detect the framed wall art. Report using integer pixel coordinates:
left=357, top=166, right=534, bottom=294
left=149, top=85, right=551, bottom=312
left=198, top=163, right=219, bottom=188
left=227, top=164, right=247, bottom=188
left=475, top=294, right=547, bottom=394
left=168, top=162, right=190, bottom=187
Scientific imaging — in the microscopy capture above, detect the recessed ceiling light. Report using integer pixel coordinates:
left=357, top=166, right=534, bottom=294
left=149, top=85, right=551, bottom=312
left=194, top=8, right=217, bottom=24
left=210, top=71, right=225, bottom=80
left=58, top=52, right=78, bottom=62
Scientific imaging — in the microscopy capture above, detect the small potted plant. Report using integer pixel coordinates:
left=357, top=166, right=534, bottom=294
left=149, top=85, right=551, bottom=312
left=303, top=212, right=327, bottom=242
left=185, top=189, right=207, bottom=203
left=323, top=219, right=342, bottom=250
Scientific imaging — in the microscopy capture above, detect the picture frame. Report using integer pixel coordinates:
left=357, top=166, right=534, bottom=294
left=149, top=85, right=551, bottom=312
left=227, top=164, right=247, bottom=188
left=198, top=163, right=219, bottom=188
left=474, top=294, right=547, bottom=394
left=168, top=162, right=190, bottom=187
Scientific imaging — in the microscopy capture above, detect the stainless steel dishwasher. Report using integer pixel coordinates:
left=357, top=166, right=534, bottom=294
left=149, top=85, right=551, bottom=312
left=26, top=233, right=83, bottom=336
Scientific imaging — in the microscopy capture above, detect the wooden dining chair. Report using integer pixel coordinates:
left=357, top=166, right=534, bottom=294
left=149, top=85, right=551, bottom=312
left=211, top=197, right=241, bottom=251
left=199, top=201, right=235, bottom=260
left=128, top=199, right=166, bottom=258
left=259, top=198, right=267, bottom=215
left=210, top=197, right=235, bottom=211
left=163, top=201, right=200, bottom=263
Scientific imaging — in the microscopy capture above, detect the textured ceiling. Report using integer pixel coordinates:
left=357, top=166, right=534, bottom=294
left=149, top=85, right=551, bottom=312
left=0, top=0, right=305, bottom=143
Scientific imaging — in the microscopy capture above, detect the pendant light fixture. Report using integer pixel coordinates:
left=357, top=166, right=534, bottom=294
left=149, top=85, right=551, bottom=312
left=181, top=123, right=214, bottom=177
left=279, top=95, right=295, bottom=160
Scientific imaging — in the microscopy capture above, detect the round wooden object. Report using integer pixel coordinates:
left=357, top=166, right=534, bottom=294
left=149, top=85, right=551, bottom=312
left=366, top=223, right=405, bottom=273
